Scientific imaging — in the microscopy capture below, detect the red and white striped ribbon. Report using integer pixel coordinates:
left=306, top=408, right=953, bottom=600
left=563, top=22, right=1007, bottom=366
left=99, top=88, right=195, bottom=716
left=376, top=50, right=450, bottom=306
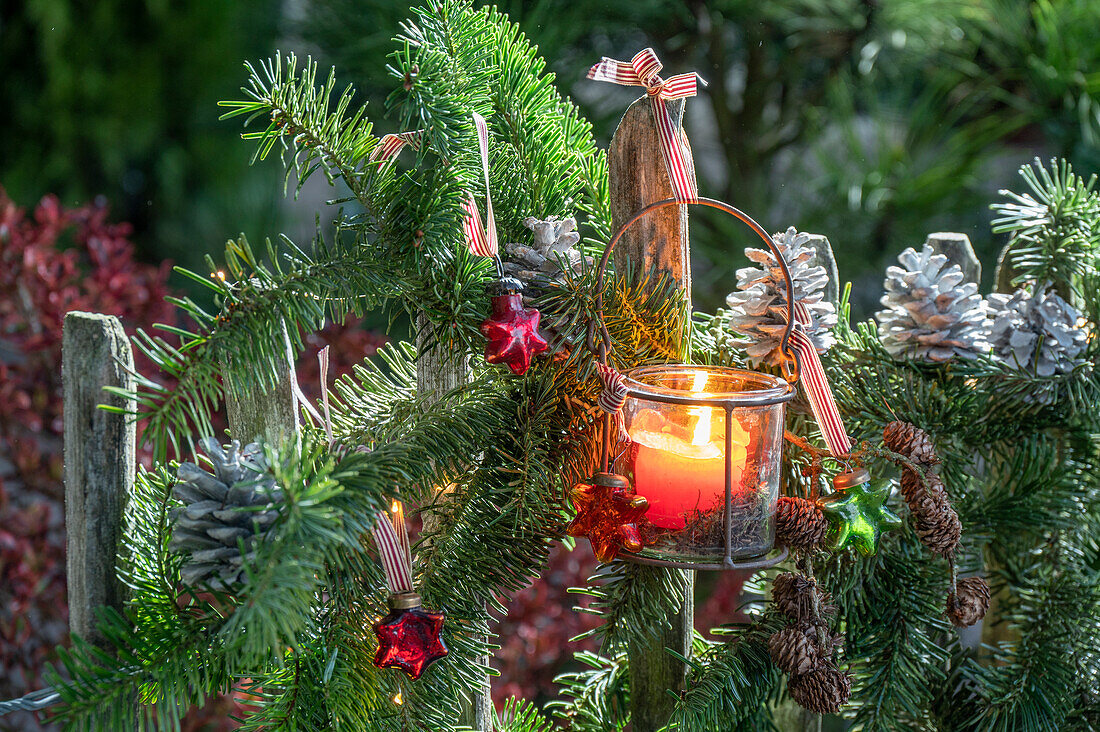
left=587, top=48, right=703, bottom=201
left=595, top=362, right=628, bottom=414
left=370, top=130, right=424, bottom=164
left=461, top=112, right=498, bottom=258
left=788, top=302, right=852, bottom=456
left=373, top=508, right=414, bottom=594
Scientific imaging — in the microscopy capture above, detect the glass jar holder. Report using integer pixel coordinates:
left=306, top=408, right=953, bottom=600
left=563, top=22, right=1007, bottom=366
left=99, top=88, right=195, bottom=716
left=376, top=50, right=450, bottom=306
left=589, top=197, right=802, bottom=571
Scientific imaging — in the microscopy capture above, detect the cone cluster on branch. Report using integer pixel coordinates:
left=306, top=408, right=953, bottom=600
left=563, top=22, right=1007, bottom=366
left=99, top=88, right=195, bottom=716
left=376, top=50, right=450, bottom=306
left=875, top=244, right=989, bottom=362
left=884, top=421, right=988, bottom=627
left=726, top=227, right=837, bottom=367
left=167, top=439, right=282, bottom=591
left=775, top=496, right=829, bottom=551
left=769, top=572, right=850, bottom=715
left=884, top=421, right=960, bottom=558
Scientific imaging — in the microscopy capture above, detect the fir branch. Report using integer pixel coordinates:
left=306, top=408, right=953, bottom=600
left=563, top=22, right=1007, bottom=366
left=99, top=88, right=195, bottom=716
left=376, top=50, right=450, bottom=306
left=219, top=51, right=381, bottom=200
left=570, top=562, right=689, bottom=652
left=667, top=616, right=784, bottom=731
left=991, top=157, right=1100, bottom=296
left=546, top=650, right=630, bottom=732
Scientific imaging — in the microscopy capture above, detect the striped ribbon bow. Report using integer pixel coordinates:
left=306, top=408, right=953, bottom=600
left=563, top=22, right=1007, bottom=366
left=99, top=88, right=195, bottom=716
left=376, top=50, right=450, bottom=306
left=787, top=301, right=852, bottom=457
left=587, top=48, right=704, bottom=201
left=373, top=503, right=415, bottom=594
left=370, top=130, right=424, bottom=164
left=461, top=112, right=498, bottom=258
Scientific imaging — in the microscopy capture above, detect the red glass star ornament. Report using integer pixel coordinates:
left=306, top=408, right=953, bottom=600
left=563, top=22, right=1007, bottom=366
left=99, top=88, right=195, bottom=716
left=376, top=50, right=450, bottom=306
left=373, top=594, right=448, bottom=680
left=566, top=473, right=649, bottom=563
left=480, top=279, right=549, bottom=375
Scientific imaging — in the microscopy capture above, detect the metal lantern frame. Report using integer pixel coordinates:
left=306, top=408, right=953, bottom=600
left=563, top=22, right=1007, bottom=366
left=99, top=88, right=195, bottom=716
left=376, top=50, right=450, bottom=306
left=589, top=196, right=803, bottom=571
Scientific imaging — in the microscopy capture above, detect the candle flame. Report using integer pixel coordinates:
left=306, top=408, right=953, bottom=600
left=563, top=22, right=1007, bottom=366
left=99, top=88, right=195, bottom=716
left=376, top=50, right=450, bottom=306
left=689, top=371, right=712, bottom=446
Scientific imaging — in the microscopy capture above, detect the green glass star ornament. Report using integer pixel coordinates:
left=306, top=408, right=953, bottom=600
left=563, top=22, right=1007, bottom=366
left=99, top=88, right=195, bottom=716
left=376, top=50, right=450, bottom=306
left=820, top=469, right=901, bottom=555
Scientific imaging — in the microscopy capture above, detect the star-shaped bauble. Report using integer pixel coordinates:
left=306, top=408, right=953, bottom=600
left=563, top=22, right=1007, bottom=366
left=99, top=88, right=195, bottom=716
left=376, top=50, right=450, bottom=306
left=820, top=469, right=901, bottom=556
left=566, top=472, right=649, bottom=563
left=480, top=278, right=549, bottom=375
left=373, top=593, right=448, bottom=680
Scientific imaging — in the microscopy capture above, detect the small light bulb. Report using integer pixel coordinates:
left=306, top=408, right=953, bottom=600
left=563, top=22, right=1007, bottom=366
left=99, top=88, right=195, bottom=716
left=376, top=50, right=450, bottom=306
left=391, top=500, right=401, bottom=513
left=393, top=691, right=403, bottom=706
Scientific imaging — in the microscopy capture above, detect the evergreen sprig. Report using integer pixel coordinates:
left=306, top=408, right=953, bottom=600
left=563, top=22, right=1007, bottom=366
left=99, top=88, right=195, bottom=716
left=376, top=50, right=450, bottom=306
left=992, top=157, right=1100, bottom=296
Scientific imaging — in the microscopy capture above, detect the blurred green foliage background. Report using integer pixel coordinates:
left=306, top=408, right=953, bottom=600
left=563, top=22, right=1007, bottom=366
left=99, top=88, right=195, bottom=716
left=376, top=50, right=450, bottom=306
left=3, top=0, right=1099, bottom=318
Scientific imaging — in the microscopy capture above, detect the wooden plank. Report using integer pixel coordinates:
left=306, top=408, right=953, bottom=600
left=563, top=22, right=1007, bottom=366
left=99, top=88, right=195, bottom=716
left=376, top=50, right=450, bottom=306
left=415, top=315, right=491, bottom=729
left=926, top=232, right=981, bottom=284
left=223, top=322, right=299, bottom=445
left=63, top=312, right=136, bottom=648
left=608, top=94, right=695, bottom=732
left=610, top=96, right=693, bottom=308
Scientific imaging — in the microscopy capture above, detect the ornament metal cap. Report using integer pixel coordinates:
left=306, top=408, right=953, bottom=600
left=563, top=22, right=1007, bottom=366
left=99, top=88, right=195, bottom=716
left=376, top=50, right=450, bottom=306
left=388, top=591, right=423, bottom=611
left=591, top=472, right=630, bottom=489
left=833, top=467, right=871, bottom=491
left=486, top=276, right=524, bottom=296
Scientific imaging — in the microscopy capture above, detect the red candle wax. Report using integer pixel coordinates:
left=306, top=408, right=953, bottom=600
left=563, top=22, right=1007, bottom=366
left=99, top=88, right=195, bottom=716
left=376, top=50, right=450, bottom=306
left=628, top=408, right=750, bottom=530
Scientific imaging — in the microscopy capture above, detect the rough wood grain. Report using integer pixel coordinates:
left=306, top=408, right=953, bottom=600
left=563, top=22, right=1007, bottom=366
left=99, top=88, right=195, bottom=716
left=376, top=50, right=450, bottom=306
left=803, top=233, right=839, bottom=306
left=63, top=312, right=136, bottom=648
left=223, top=322, right=299, bottom=445
left=926, top=232, right=981, bottom=284
left=415, top=314, right=491, bottom=729
left=609, top=96, right=694, bottom=305
left=609, top=94, right=696, bottom=732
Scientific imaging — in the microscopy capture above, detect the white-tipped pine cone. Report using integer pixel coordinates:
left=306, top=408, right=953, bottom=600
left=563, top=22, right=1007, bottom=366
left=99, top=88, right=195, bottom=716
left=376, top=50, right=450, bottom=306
left=986, top=287, right=1087, bottom=377
left=502, top=216, right=587, bottom=291
left=726, top=227, right=837, bottom=367
left=876, top=245, right=988, bottom=362
left=167, top=438, right=282, bottom=591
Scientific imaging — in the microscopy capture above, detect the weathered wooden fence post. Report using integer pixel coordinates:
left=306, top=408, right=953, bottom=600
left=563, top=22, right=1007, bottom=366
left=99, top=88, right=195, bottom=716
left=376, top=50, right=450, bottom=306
left=222, top=323, right=300, bottom=445
left=608, top=96, right=695, bottom=732
left=415, top=317, right=493, bottom=729
left=63, top=312, right=136, bottom=647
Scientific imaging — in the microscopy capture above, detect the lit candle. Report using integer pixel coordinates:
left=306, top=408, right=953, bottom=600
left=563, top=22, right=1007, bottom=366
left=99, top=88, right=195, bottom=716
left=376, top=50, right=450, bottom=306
left=628, top=372, right=750, bottom=530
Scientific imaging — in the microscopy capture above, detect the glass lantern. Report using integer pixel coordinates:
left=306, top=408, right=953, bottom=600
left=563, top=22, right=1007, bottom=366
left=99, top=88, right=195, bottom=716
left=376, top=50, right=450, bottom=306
left=612, top=364, right=794, bottom=569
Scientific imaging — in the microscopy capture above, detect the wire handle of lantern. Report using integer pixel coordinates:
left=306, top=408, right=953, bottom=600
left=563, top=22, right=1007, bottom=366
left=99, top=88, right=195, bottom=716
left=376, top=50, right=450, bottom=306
left=587, top=197, right=802, bottom=384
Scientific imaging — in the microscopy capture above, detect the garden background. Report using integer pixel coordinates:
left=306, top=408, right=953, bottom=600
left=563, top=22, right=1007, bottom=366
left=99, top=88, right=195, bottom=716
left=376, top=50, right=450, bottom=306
left=1, top=1, right=1098, bottom=729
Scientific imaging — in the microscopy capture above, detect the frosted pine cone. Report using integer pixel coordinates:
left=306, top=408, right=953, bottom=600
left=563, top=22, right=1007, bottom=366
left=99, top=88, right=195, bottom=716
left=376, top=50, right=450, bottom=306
left=168, top=439, right=282, bottom=591
left=726, top=227, right=837, bottom=367
left=986, top=288, right=1088, bottom=378
left=876, top=245, right=989, bottom=362
left=502, top=216, right=586, bottom=292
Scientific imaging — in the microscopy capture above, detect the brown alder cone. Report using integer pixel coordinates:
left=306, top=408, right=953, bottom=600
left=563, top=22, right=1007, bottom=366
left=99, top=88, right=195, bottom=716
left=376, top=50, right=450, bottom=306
left=773, top=572, right=835, bottom=622
left=884, top=420, right=940, bottom=465
left=768, top=624, right=821, bottom=675
left=946, top=576, right=991, bottom=627
left=915, top=503, right=962, bottom=557
left=788, top=666, right=853, bottom=715
left=900, top=468, right=948, bottom=507
left=775, top=496, right=829, bottom=551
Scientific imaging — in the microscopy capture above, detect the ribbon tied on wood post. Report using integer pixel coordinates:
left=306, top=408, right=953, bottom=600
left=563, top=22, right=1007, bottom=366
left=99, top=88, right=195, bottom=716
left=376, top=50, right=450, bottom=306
left=587, top=48, right=705, bottom=202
